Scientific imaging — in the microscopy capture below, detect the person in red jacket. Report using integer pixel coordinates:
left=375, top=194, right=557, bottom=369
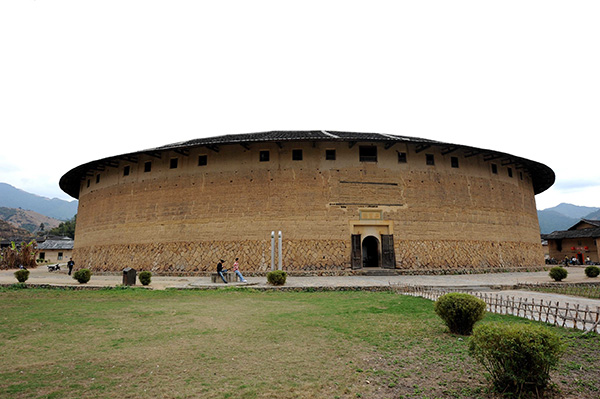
left=231, top=258, right=247, bottom=283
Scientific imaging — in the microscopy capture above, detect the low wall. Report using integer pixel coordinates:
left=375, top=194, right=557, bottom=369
left=73, top=238, right=544, bottom=274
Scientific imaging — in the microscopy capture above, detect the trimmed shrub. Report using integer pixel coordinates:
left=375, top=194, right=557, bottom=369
left=139, top=271, right=152, bottom=286
left=549, top=266, right=568, bottom=281
left=14, top=269, right=30, bottom=283
left=267, top=270, right=287, bottom=286
left=584, top=265, right=600, bottom=278
left=434, top=293, right=486, bottom=335
left=73, top=269, right=92, bottom=284
left=469, top=322, right=564, bottom=396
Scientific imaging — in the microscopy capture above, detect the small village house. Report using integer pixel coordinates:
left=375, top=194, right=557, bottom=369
left=37, top=236, right=74, bottom=264
left=544, top=219, right=600, bottom=264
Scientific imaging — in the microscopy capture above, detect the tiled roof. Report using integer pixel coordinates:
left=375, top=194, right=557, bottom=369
left=151, top=131, right=443, bottom=151
left=37, top=238, right=74, bottom=250
left=544, top=226, right=600, bottom=240
left=575, top=219, right=600, bottom=228
left=60, top=131, right=555, bottom=198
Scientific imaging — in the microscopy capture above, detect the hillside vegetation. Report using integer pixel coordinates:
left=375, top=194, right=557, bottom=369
left=0, top=207, right=61, bottom=233
left=0, top=219, right=33, bottom=241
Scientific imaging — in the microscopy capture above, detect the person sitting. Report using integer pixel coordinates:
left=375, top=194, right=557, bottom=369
left=231, top=258, right=248, bottom=283
left=216, top=259, right=228, bottom=283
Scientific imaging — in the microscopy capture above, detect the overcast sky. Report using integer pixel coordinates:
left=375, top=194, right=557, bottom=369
left=1, top=1, right=598, bottom=211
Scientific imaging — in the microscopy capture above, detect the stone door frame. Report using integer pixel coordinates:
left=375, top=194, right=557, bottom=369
left=350, top=219, right=395, bottom=269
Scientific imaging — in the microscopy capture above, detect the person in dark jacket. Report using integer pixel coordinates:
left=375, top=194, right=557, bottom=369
left=217, top=259, right=228, bottom=283
left=67, top=258, right=75, bottom=275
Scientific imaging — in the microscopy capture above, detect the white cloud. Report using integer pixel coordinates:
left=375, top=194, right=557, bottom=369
left=0, top=1, right=598, bottom=208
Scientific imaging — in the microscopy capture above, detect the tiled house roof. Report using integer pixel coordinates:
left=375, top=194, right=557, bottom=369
left=37, top=237, right=74, bottom=250
left=544, top=220, right=600, bottom=240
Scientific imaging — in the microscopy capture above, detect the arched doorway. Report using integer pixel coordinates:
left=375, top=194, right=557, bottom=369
left=362, top=236, right=380, bottom=268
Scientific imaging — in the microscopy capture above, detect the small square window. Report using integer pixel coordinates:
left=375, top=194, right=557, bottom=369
left=292, top=149, right=303, bottom=161
left=198, top=155, right=207, bottom=166
left=359, top=146, right=377, bottom=162
left=426, top=154, right=435, bottom=166
left=326, top=149, right=336, bottom=160
left=144, top=161, right=152, bottom=173
left=170, top=158, right=178, bottom=169
left=491, top=164, right=498, bottom=174
left=123, top=165, right=130, bottom=176
left=508, top=167, right=513, bottom=178
left=96, top=174, right=101, bottom=184
left=398, top=152, right=407, bottom=163
left=260, top=150, right=270, bottom=162
left=451, top=156, right=459, bottom=168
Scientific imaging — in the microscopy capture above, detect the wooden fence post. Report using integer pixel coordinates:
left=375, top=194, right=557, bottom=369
left=393, top=284, right=600, bottom=333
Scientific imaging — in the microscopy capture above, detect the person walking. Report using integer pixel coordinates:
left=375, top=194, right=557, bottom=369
left=67, top=258, right=74, bottom=275
left=216, top=259, right=228, bottom=283
left=231, top=258, right=247, bottom=283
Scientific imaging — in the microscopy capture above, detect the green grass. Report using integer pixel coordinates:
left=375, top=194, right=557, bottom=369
left=526, top=284, right=600, bottom=299
left=0, top=287, right=598, bottom=398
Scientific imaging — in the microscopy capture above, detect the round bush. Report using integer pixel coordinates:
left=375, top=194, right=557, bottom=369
left=469, top=322, right=564, bottom=396
left=73, top=269, right=92, bottom=284
left=14, top=269, right=30, bottom=283
left=584, top=265, right=600, bottom=278
left=266, top=270, right=287, bottom=286
left=139, top=271, right=152, bottom=286
left=549, top=266, right=568, bottom=281
left=434, top=293, right=486, bottom=335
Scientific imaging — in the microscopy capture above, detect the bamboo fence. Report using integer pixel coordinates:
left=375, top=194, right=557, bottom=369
left=394, top=285, right=600, bottom=334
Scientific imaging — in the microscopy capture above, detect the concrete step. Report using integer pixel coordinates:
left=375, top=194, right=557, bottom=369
left=358, top=268, right=397, bottom=276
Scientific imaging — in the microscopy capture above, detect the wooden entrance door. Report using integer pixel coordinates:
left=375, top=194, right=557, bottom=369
left=381, top=234, right=396, bottom=269
left=351, top=234, right=362, bottom=269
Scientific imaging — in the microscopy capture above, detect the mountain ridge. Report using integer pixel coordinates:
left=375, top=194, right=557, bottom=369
left=0, top=183, right=77, bottom=220
left=538, top=203, right=600, bottom=234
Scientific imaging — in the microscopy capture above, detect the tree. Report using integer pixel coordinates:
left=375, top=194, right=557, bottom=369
left=48, top=215, right=77, bottom=238
left=0, top=241, right=38, bottom=270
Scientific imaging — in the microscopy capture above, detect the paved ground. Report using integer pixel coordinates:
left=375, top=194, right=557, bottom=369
left=0, top=264, right=597, bottom=291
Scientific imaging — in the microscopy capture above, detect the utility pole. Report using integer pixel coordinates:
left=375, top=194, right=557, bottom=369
left=271, top=231, right=275, bottom=271
left=278, top=231, right=282, bottom=270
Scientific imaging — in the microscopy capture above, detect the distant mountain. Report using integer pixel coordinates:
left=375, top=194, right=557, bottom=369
left=537, top=210, right=579, bottom=234
left=0, top=183, right=77, bottom=220
left=544, top=203, right=599, bottom=220
left=585, top=209, right=600, bottom=220
left=538, top=203, right=600, bottom=234
left=0, top=207, right=62, bottom=233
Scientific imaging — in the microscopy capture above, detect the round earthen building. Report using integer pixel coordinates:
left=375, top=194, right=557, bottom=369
left=60, top=131, right=554, bottom=274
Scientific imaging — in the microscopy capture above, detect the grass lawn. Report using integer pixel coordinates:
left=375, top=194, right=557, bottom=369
left=526, top=284, right=600, bottom=300
left=0, top=287, right=599, bottom=398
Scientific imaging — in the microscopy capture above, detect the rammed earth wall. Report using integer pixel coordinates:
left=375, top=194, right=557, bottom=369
left=66, top=135, right=548, bottom=274
left=73, top=239, right=542, bottom=274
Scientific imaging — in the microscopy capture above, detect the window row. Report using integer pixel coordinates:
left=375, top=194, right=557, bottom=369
left=86, top=147, right=524, bottom=187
